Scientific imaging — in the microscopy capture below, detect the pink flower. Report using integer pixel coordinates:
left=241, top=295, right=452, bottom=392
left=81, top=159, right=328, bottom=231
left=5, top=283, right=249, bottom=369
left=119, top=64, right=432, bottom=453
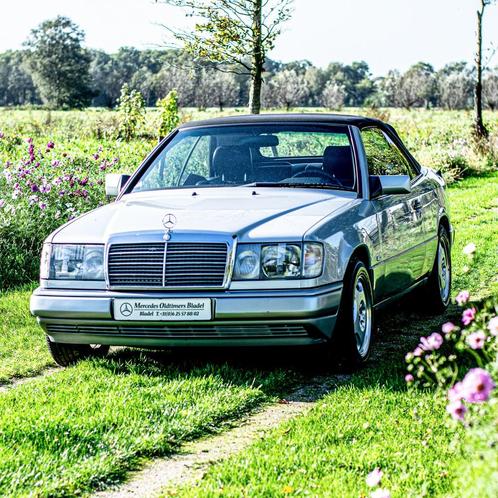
left=0, top=131, right=4, bottom=139
left=46, top=141, right=54, bottom=149
left=371, top=489, right=391, bottom=498
left=405, top=374, right=414, bottom=383
left=456, top=290, right=470, bottom=306
left=462, top=308, right=476, bottom=326
left=448, top=381, right=463, bottom=402
left=413, top=346, right=424, bottom=357
left=442, top=322, right=457, bottom=334
left=366, top=468, right=383, bottom=487
left=466, top=330, right=486, bottom=350
left=420, top=332, right=443, bottom=351
left=460, top=368, right=495, bottom=404
left=38, top=202, right=47, bottom=210
left=40, top=183, right=51, bottom=194
left=462, top=243, right=476, bottom=256
left=487, top=316, right=498, bottom=337
left=446, top=399, right=467, bottom=421
left=0, top=199, right=5, bottom=208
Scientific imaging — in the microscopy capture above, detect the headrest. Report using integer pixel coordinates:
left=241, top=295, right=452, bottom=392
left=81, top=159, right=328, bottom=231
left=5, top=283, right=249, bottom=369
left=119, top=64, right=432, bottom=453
left=212, top=146, right=252, bottom=183
left=323, top=145, right=354, bottom=188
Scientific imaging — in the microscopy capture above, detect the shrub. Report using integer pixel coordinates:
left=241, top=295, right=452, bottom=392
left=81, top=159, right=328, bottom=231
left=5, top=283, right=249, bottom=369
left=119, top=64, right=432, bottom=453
left=116, top=83, right=145, bottom=141
left=0, top=137, right=121, bottom=288
left=157, top=90, right=180, bottom=138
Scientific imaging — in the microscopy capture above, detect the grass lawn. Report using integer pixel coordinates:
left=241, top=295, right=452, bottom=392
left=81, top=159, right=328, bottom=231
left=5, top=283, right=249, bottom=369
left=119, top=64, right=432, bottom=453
left=172, top=365, right=460, bottom=498
left=0, top=354, right=291, bottom=497
left=169, top=173, right=498, bottom=497
left=0, top=285, right=53, bottom=383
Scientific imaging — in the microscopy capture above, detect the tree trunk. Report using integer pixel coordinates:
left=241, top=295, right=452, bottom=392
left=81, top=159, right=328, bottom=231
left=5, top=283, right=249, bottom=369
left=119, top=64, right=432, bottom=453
left=248, top=0, right=263, bottom=114
left=474, top=1, right=488, bottom=139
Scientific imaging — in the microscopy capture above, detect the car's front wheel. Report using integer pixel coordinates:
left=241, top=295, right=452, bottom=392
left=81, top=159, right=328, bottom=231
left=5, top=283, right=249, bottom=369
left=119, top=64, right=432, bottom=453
left=330, top=259, right=375, bottom=370
left=46, top=337, right=110, bottom=366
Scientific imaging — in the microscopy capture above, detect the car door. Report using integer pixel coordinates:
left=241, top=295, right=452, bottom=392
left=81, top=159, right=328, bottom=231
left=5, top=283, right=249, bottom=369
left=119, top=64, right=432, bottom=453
left=360, top=127, right=427, bottom=299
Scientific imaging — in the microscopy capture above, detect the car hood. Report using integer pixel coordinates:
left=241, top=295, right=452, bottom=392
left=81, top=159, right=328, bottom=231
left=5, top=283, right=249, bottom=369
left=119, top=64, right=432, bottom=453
left=50, top=187, right=357, bottom=243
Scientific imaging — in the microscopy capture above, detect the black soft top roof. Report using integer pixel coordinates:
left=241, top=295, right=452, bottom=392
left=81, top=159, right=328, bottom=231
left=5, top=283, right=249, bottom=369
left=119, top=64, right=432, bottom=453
left=178, top=113, right=391, bottom=131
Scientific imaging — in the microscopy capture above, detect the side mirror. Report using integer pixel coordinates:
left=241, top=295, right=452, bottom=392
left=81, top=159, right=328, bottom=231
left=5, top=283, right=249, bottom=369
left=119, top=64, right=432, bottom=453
left=105, top=174, right=131, bottom=197
left=369, top=175, right=411, bottom=198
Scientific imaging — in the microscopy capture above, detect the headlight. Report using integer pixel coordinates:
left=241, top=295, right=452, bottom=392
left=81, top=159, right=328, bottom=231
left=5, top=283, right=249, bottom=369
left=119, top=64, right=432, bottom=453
left=233, top=244, right=260, bottom=280
left=49, top=244, right=105, bottom=280
left=261, top=244, right=301, bottom=278
left=233, top=242, right=323, bottom=280
left=40, top=243, right=51, bottom=280
left=303, top=242, right=323, bottom=278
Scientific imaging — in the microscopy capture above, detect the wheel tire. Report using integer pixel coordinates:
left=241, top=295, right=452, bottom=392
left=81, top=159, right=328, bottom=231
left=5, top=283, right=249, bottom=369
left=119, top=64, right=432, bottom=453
left=46, top=337, right=110, bottom=367
left=423, top=226, right=452, bottom=313
left=329, top=259, right=375, bottom=370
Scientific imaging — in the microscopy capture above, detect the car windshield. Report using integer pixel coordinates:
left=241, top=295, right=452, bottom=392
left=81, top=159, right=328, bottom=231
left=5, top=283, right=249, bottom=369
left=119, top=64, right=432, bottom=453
left=131, top=124, right=356, bottom=193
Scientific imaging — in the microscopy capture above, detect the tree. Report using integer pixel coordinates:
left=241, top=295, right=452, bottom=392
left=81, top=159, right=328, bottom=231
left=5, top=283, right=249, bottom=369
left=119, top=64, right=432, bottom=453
left=473, top=0, right=496, bottom=139
left=24, top=16, right=93, bottom=108
left=265, top=69, right=308, bottom=110
left=396, top=63, right=436, bottom=109
left=195, top=70, right=239, bottom=111
left=483, top=70, right=498, bottom=110
left=321, top=81, right=345, bottom=110
left=158, top=0, right=293, bottom=114
left=439, top=73, right=473, bottom=109
left=324, top=61, right=374, bottom=106
left=0, top=51, right=39, bottom=106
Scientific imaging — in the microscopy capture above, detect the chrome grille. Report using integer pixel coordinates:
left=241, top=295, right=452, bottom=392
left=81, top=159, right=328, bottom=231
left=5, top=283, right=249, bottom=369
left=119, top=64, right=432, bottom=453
left=165, top=243, right=227, bottom=287
left=107, top=242, right=228, bottom=288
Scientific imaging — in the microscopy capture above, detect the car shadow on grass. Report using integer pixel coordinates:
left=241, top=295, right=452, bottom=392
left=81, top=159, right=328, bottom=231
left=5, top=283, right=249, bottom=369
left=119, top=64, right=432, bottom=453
left=98, top=296, right=462, bottom=398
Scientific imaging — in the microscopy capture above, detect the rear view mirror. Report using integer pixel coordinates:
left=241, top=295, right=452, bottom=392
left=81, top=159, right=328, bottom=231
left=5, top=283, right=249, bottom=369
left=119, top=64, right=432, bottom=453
left=105, top=174, right=131, bottom=197
left=369, top=175, right=411, bottom=198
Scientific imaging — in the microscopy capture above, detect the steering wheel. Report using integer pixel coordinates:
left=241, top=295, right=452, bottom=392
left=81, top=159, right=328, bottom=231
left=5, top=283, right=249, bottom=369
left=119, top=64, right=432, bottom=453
left=291, top=168, right=343, bottom=186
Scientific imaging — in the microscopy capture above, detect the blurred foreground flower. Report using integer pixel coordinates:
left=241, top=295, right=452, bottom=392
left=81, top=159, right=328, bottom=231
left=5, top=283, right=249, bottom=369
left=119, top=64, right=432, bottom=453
left=462, top=242, right=476, bottom=257
left=456, top=290, right=470, bottom=305
left=366, top=468, right=383, bottom=487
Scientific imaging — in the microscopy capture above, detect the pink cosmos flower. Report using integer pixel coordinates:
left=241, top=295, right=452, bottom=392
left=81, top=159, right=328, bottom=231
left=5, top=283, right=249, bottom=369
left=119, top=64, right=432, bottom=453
left=420, top=332, right=443, bottom=351
left=413, top=346, right=424, bottom=357
left=38, top=202, right=47, bottom=210
left=0, top=199, right=5, bottom=208
left=371, top=489, right=391, bottom=498
left=462, top=308, right=477, bottom=326
left=442, top=322, right=457, bottom=334
left=466, top=330, right=486, bottom=350
left=40, top=183, right=51, bottom=194
left=446, top=399, right=467, bottom=421
left=456, top=290, right=470, bottom=306
left=460, top=368, right=495, bottom=403
left=93, top=153, right=100, bottom=160
left=487, top=316, right=498, bottom=337
left=405, top=374, right=414, bottom=383
left=46, top=141, right=54, bottom=149
left=448, top=381, right=463, bottom=402
left=366, top=468, right=383, bottom=487
left=0, top=131, right=4, bottom=139
left=462, top=243, right=476, bottom=256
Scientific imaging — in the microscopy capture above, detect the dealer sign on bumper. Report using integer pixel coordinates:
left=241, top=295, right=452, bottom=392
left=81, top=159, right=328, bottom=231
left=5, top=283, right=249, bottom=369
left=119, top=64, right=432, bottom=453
left=113, top=298, right=212, bottom=321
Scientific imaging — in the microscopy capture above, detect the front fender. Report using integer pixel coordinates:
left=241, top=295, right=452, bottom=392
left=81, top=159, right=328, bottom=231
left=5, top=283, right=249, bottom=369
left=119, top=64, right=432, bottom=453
left=305, top=199, right=380, bottom=283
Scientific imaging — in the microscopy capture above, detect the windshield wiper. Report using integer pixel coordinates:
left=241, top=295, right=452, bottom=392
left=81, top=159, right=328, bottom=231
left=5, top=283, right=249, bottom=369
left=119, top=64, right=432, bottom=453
left=244, top=182, right=352, bottom=191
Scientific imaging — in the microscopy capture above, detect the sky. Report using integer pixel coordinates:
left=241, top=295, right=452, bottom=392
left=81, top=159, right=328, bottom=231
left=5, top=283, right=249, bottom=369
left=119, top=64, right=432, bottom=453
left=0, top=0, right=497, bottom=76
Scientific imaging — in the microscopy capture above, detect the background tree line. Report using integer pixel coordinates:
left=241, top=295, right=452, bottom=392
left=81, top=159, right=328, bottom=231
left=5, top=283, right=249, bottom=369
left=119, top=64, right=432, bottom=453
left=0, top=15, right=497, bottom=112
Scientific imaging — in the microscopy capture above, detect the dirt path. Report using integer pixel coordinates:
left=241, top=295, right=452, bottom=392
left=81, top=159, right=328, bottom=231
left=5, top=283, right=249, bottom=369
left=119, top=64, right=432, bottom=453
left=0, top=367, right=60, bottom=393
left=93, top=375, right=348, bottom=498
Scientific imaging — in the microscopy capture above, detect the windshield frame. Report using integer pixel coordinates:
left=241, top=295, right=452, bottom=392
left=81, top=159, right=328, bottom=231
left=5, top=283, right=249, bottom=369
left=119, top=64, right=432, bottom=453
left=120, top=122, right=361, bottom=198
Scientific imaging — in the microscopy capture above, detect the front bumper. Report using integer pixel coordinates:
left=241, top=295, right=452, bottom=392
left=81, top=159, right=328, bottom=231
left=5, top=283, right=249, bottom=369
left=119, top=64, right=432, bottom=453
left=30, top=284, right=343, bottom=347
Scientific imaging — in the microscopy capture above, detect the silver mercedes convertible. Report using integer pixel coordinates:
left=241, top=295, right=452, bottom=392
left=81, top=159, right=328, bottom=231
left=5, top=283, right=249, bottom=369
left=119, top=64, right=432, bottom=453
left=30, top=114, right=453, bottom=368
